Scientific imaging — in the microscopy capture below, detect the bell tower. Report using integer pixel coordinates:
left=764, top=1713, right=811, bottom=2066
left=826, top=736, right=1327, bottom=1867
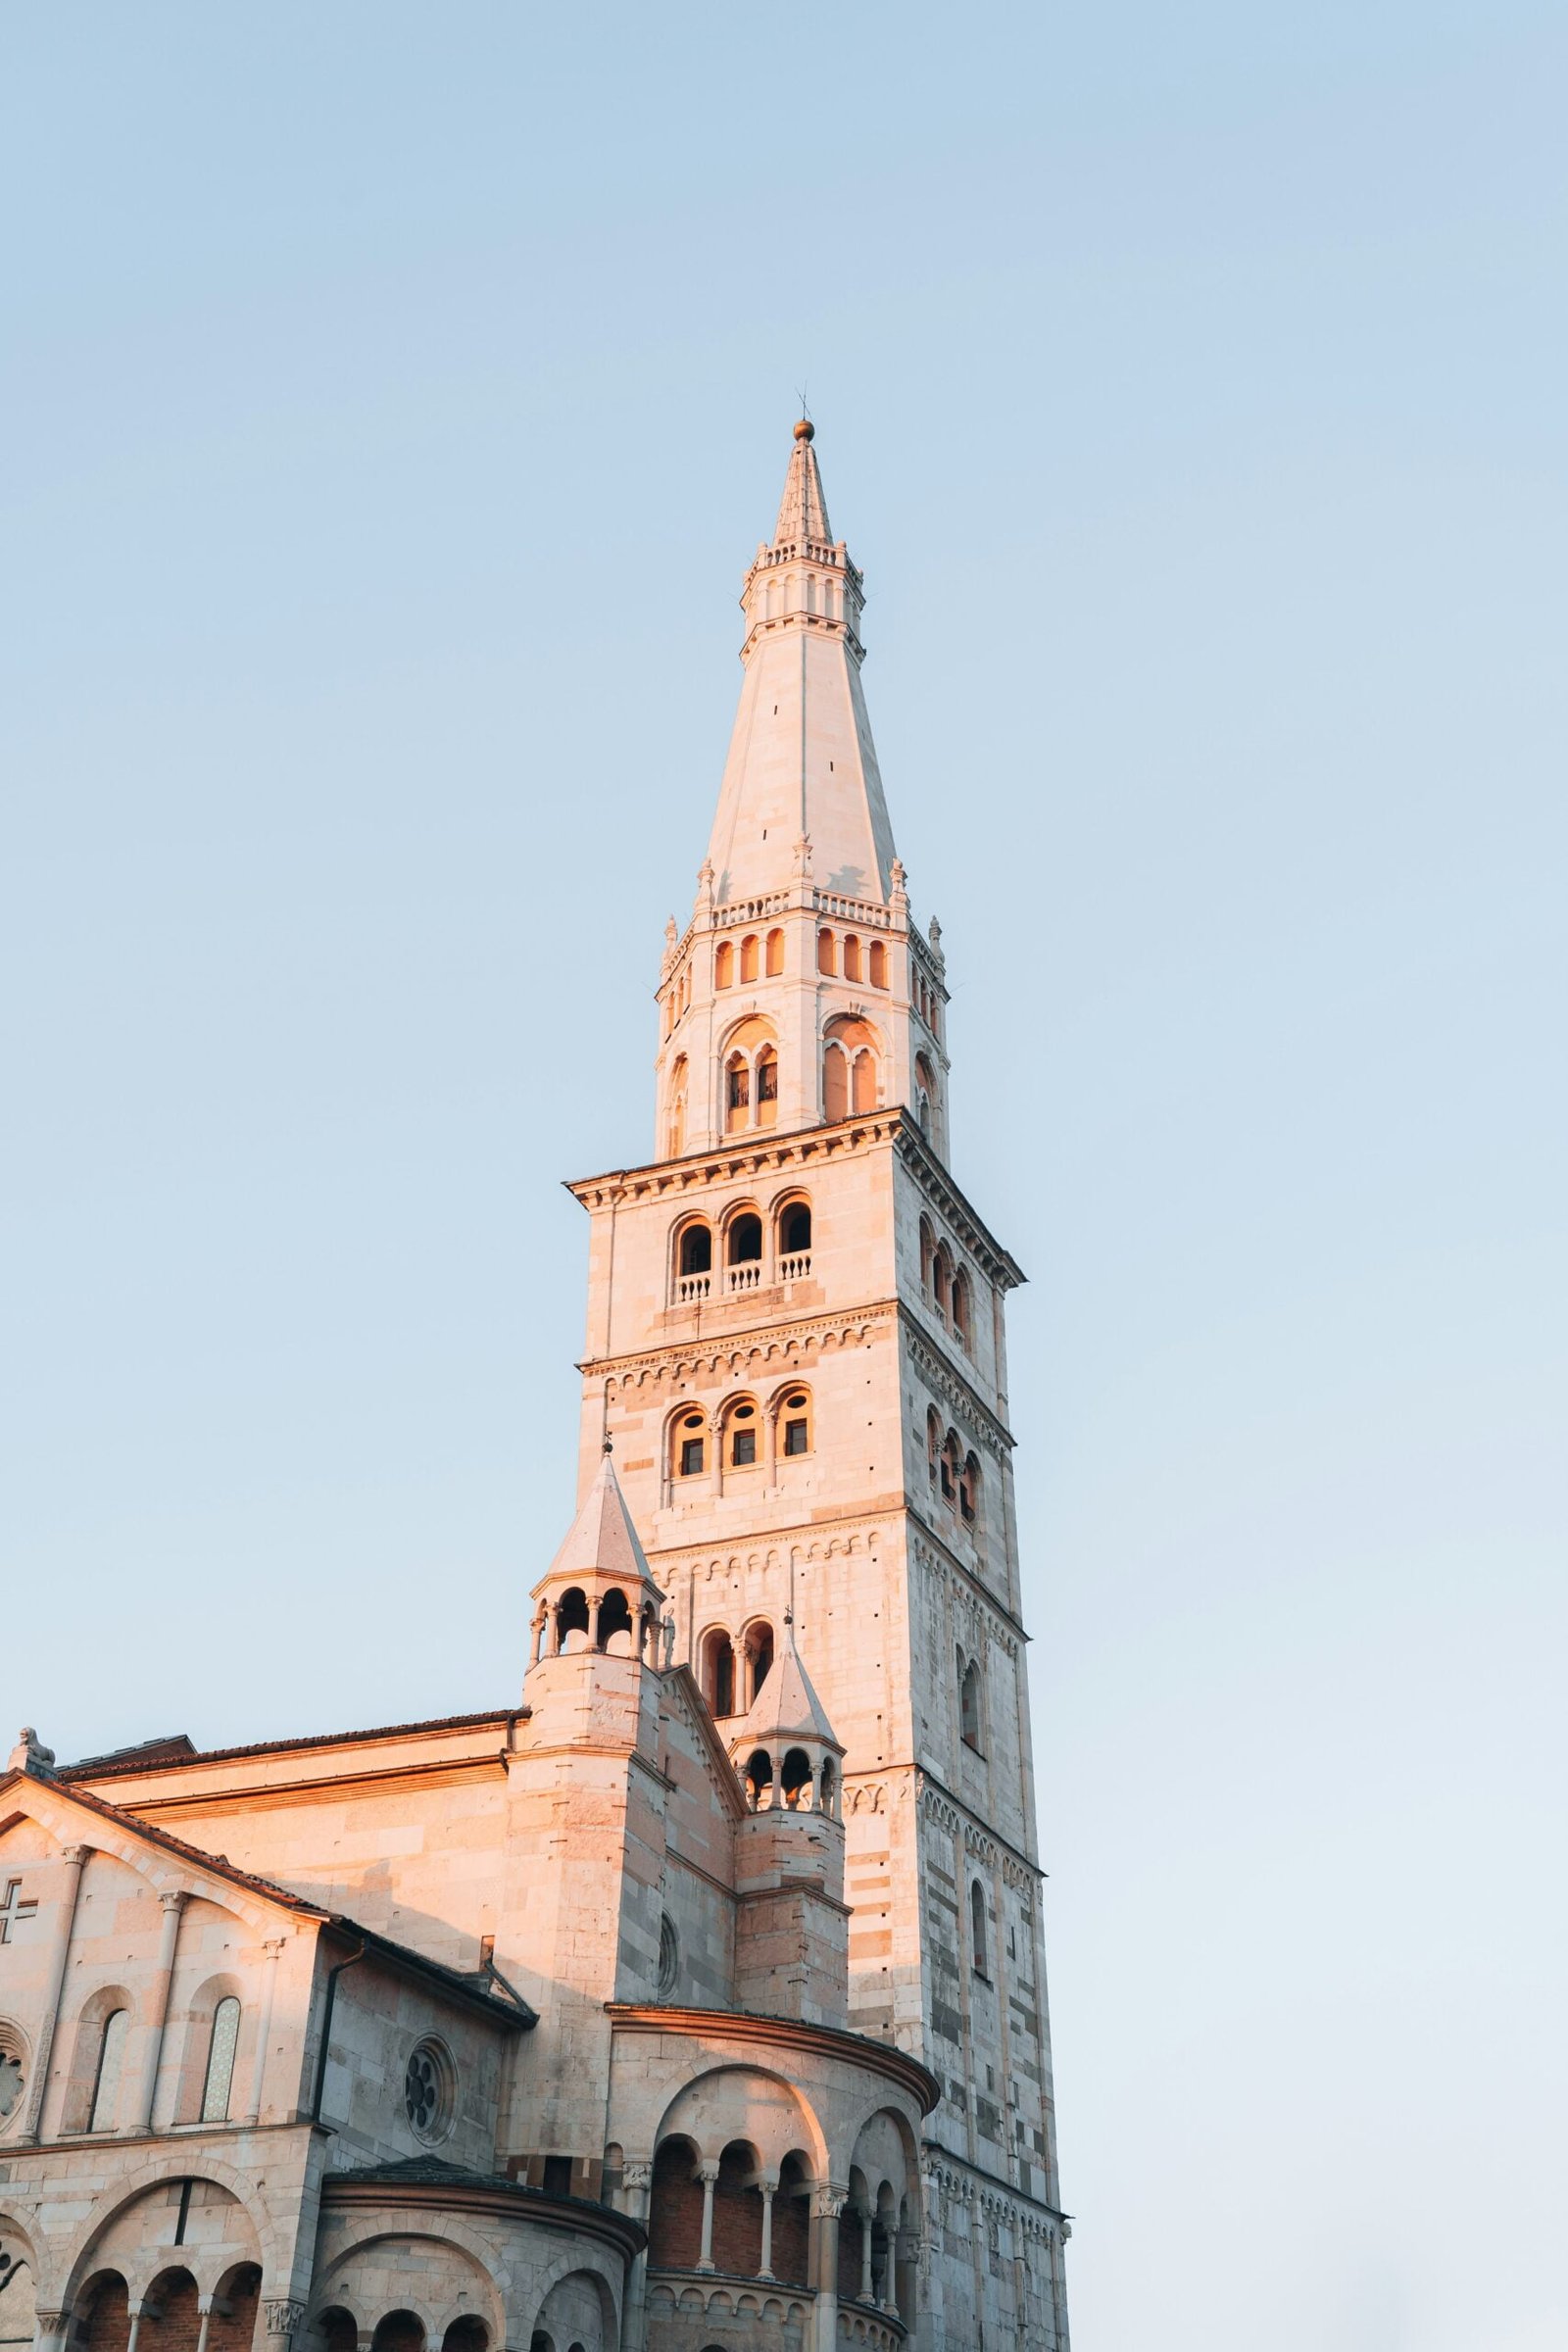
left=568, top=424, right=1070, bottom=2348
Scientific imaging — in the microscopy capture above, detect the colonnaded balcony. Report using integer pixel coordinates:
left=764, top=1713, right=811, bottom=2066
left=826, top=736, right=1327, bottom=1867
left=644, top=2136, right=915, bottom=2352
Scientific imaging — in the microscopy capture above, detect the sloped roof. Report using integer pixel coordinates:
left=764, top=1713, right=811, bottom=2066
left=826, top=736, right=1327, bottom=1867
left=730, top=1619, right=842, bottom=1752
left=0, top=1765, right=534, bottom=2028
left=538, top=1446, right=662, bottom=1597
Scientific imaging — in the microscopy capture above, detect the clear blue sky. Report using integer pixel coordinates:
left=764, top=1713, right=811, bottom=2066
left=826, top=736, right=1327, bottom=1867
left=5, top=8, right=1565, bottom=2347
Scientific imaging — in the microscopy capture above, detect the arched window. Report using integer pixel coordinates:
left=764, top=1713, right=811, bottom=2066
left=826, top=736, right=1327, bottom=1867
left=915, top=1052, right=936, bottom=1139
left=919, top=1216, right=936, bottom=1296
left=725, top=1051, right=750, bottom=1132
left=725, top=1396, right=760, bottom=1469
left=777, top=1197, right=811, bottom=1272
left=650, top=2137, right=704, bottom=2267
left=743, top=1748, right=773, bottom=1809
left=555, top=1587, right=590, bottom=1652
left=852, top=1049, right=876, bottom=1112
left=756, top=1047, right=778, bottom=1128
left=740, top=934, right=760, bottom=983
left=200, top=1996, right=241, bottom=2123
left=676, top=1218, right=712, bottom=1295
left=727, top=1211, right=763, bottom=1267
left=843, top=934, right=861, bottom=982
left=779, top=1387, right=812, bottom=1458
left=745, top=1620, right=774, bottom=1702
left=959, top=1657, right=982, bottom=1751
left=765, top=928, right=785, bottom=976
left=823, top=579, right=837, bottom=621
left=951, top=1268, right=972, bottom=1349
left=88, top=2008, right=128, bottom=2132
left=667, top=1054, right=688, bottom=1158
left=817, top=928, right=837, bottom=976
left=822, top=1041, right=848, bottom=1122
left=868, top=939, right=887, bottom=988
left=715, top=940, right=734, bottom=989
left=970, top=1881, right=988, bottom=1977
left=701, top=1627, right=735, bottom=1717
left=781, top=1747, right=812, bottom=1808
left=672, top=1410, right=706, bottom=1481
left=598, top=1587, right=634, bottom=1651
left=941, top=1431, right=960, bottom=1504
left=960, top=1451, right=980, bottom=1527
left=933, top=1245, right=953, bottom=1323
left=926, top=1406, right=941, bottom=1485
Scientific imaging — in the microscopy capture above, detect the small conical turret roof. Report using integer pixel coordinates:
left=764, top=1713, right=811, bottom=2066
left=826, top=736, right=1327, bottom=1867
left=539, top=1445, right=662, bottom=1599
left=731, top=1617, right=842, bottom=1751
left=773, top=417, right=833, bottom=547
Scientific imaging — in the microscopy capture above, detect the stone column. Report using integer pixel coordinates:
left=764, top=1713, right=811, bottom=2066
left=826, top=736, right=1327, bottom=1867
left=810, top=2187, right=845, bottom=2352
left=858, top=2204, right=874, bottom=2303
left=128, top=1887, right=186, bottom=2133
left=696, top=2160, right=719, bottom=2272
left=21, top=1842, right=89, bottom=2142
left=619, top=2158, right=654, bottom=2352
left=241, top=1939, right=284, bottom=2128
left=758, top=2176, right=777, bottom=2279
left=194, top=2297, right=216, bottom=2352
left=588, top=1594, right=602, bottom=1649
left=125, top=2300, right=151, bottom=2352
left=33, top=2309, right=71, bottom=2352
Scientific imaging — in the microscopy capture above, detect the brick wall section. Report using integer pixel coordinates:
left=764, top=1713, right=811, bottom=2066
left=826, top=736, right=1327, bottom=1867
left=206, top=2273, right=260, bottom=2352
left=140, top=2271, right=200, bottom=2352
left=708, top=2147, right=761, bottom=2276
left=648, top=2144, right=704, bottom=2269
left=79, top=2278, right=130, bottom=2352
left=769, top=2189, right=809, bottom=2288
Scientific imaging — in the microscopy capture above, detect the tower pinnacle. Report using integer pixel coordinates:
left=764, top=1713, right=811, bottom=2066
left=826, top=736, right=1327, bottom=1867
left=704, top=421, right=897, bottom=909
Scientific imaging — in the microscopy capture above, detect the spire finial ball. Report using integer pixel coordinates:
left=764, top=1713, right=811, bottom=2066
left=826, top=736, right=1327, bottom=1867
left=793, top=417, right=814, bottom=442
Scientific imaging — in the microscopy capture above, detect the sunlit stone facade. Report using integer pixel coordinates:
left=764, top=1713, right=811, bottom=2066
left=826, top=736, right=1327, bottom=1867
left=0, top=426, right=1069, bottom=2352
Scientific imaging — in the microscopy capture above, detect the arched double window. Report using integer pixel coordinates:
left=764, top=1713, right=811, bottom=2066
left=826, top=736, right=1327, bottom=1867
left=723, top=1394, right=761, bottom=1468
left=722, top=1018, right=779, bottom=1136
left=822, top=1015, right=879, bottom=1121
left=670, top=1409, right=707, bottom=1482
left=777, top=1387, right=812, bottom=1459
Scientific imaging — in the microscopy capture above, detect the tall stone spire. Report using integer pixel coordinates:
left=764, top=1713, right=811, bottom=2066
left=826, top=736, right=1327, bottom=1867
left=705, top=420, right=899, bottom=908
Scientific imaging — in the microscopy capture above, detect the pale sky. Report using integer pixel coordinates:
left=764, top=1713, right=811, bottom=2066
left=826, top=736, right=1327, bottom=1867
left=5, top=8, right=1566, bottom=2348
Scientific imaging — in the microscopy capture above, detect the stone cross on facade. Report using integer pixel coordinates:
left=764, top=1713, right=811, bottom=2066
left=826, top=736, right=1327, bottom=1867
left=0, top=1877, right=38, bottom=1942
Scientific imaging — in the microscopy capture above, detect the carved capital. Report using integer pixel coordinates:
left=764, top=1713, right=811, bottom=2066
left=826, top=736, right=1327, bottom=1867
left=620, top=2159, right=654, bottom=2191
left=61, top=1844, right=91, bottom=1869
left=696, top=2159, right=720, bottom=2184
left=264, top=2302, right=307, bottom=2339
left=159, top=1887, right=187, bottom=1914
left=812, top=2185, right=848, bottom=2220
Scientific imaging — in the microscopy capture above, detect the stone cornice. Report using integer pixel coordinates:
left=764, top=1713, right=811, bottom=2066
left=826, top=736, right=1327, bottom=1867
left=607, top=2003, right=940, bottom=2117
left=893, top=1123, right=1024, bottom=1291
left=587, top=1300, right=895, bottom=1385
left=648, top=1509, right=888, bottom=1580
left=319, top=2173, right=647, bottom=2258
left=566, top=1111, right=906, bottom=1211
left=902, top=1317, right=1015, bottom=1456
left=920, top=2146, right=1063, bottom=2241
left=909, top=1526, right=1027, bottom=1651
left=913, top=1770, right=1045, bottom=1891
